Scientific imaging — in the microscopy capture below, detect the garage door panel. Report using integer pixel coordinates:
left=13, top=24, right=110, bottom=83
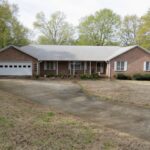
left=0, top=62, right=32, bottom=76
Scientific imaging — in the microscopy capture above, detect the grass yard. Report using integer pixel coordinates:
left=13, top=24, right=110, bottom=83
left=0, top=88, right=150, bottom=150
left=79, top=80, right=150, bottom=108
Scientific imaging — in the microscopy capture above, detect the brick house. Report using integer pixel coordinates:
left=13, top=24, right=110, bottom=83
left=0, top=45, right=150, bottom=78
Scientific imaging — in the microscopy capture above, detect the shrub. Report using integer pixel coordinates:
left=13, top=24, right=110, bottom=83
left=57, top=73, right=66, bottom=78
left=115, top=73, right=131, bottom=80
left=47, top=73, right=55, bottom=78
left=91, top=73, right=100, bottom=79
left=80, top=73, right=100, bottom=80
left=133, top=74, right=150, bottom=81
left=34, top=75, right=39, bottom=79
left=80, top=74, right=88, bottom=80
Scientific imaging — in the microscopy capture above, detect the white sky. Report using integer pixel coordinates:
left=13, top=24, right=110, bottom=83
left=8, top=0, right=150, bottom=32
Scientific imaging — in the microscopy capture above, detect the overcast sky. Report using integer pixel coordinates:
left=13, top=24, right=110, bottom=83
left=8, top=0, right=150, bottom=30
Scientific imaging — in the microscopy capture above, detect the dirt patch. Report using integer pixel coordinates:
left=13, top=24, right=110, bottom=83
left=0, top=89, right=150, bottom=150
left=79, top=80, right=150, bottom=108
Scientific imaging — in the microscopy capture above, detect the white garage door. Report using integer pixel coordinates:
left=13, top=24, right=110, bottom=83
left=0, top=62, right=32, bottom=76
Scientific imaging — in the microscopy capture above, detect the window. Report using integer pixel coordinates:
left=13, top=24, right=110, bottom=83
left=9, top=65, right=13, bottom=68
left=115, top=61, right=127, bottom=71
left=69, top=62, right=83, bottom=70
left=5, top=65, right=8, bottom=68
left=144, top=62, right=150, bottom=71
left=23, top=65, right=26, bottom=68
left=44, top=62, right=56, bottom=70
left=19, top=65, right=22, bottom=68
left=0, top=65, right=3, bottom=68
left=14, top=65, right=17, bottom=68
left=28, top=65, right=31, bottom=68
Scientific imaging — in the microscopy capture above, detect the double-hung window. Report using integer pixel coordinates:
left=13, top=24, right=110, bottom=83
left=144, top=61, right=150, bottom=71
left=69, top=62, right=83, bottom=70
left=114, top=61, right=127, bottom=71
left=44, top=62, right=56, bottom=70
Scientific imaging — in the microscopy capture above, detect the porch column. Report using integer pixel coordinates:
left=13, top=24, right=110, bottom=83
left=56, top=61, right=58, bottom=75
left=36, top=62, right=39, bottom=75
left=69, top=61, right=71, bottom=75
left=89, top=61, right=91, bottom=75
left=96, top=62, right=97, bottom=73
left=84, top=61, right=86, bottom=74
left=73, top=61, right=75, bottom=76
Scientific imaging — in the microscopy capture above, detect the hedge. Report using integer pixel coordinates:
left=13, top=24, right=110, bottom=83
left=115, top=73, right=131, bottom=80
left=133, top=74, right=150, bottom=81
left=80, top=73, right=100, bottom=80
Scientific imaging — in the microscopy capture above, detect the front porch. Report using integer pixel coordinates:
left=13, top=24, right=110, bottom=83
left=38, top=61, right=108, bottom=77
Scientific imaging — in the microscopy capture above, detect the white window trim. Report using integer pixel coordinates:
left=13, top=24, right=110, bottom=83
left=69, top=61, right=83, bottom=70
left=114, top=61, right=127, bottom=72
left=144, top=61, right=150, bottom=72
left=44, top=62, right=56, bottom=70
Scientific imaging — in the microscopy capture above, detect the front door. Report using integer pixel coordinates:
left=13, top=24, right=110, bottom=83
left=97, top=62, right=104, bottom=74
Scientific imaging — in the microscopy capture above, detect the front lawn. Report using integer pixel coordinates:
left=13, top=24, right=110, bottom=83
left=0, top=89, right=150, bottom=149
left=79, top=80, right=150, bottom=108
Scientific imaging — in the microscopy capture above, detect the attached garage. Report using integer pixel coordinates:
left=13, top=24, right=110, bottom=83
left=0, top=46, right=38, bottom=77
left=0, top=62, right=32, bottom=76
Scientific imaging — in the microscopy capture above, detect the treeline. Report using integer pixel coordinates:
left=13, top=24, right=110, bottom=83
left=0, top=0, right=150, bottom=50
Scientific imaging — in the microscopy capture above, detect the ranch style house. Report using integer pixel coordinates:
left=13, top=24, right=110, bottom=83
left=0, top=45, right=150, bottom=78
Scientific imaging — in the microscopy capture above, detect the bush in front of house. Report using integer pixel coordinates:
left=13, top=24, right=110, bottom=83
left=115, top=73, right=131, bottom=80
left=80, top=73, right=100, bottom=80
left=133, top=74, right=150, bottom=81
left=80, top=74, right=89, bottom=80
left=47, top=73, right=55, bottom=78
left=91, top=73, right=100, bottom=79
left=34, top=75, right=39, bottom=79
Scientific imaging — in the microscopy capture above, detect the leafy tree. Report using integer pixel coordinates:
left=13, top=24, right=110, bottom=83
left=120, top=15, right=140, bottom=46
left=137, top=9, right=150, bottom=50
left=10, top=17, right=30, bottom=46
left=0, top=0, right=30, bottom=48
left=34, top=11, right=75, bottom=45
left=78, top=9, right=121, bottom=46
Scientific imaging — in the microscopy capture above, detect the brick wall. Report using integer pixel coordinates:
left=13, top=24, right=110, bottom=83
left=109, top=47, right=150, bottom=78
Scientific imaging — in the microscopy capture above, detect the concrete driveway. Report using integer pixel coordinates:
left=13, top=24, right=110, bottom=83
left=0, top=79, right=150, bottom=141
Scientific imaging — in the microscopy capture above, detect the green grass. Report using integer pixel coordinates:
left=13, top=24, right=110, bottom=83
left=40, top=112, right=55, bottom=122
left=0, top=117, right=13, bottom=127
left=103, top=141, right=117, bottom=150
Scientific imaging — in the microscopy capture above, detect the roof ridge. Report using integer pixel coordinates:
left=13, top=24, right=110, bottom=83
left=27, top=44, right=121, bottom=47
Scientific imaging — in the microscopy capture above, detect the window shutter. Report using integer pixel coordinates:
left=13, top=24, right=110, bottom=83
left=114, top=61, right=117, bottom=71
left=144, top=61, right=146, bottom=71
left=44, top=62, right=47, bottom=70
left=124, top=61, right=128, bottom=71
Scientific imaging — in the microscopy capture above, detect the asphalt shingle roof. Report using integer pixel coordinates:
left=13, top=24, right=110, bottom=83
left=1, top=45, right=149, bottom=61
left=21, top=45, right=139, bottom=61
